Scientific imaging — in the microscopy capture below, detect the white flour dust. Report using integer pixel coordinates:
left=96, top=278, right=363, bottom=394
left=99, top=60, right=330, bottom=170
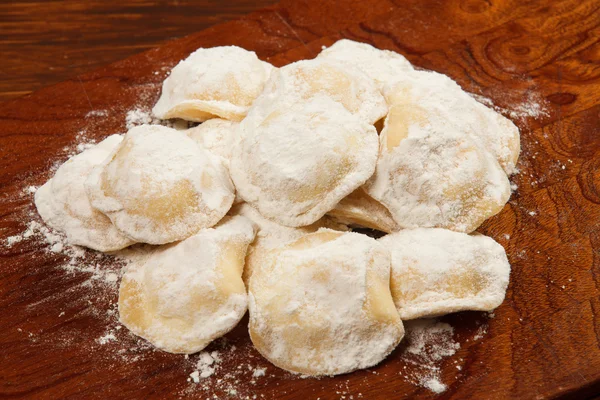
left=400, top=319, right=461, bottom=393
left=125, top=107, right=192, bottom=131
left=470, top=91, right=549, bottom=121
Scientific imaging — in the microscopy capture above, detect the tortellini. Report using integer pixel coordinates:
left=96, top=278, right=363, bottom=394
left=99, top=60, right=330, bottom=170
left=85, top=124, right=235, bottom=244
left=34, top=135, right=134, bottom=251
left=378, top=228, right=511, bottom=319
left=152, top=46, right=274, bottom=122
left=249, top=230, right=404, bottom=376
left=118, top=216, right=255, bottom=354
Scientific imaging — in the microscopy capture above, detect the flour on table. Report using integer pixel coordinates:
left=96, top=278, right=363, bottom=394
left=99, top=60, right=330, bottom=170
left=470, top=91, right=549, bottom=121
left=400, top=319, right=460, bottom=394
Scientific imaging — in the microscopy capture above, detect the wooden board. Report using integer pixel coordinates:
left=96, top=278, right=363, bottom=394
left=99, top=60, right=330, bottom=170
left=1, top=0, right=600, bottom=398
left=0, top=0, right=279, bottom=101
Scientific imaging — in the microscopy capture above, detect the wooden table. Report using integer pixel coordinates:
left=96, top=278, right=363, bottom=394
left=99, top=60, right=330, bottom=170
left=0, top=0, right=278, bottom=101
left=1, top=0, right=600, bottom=399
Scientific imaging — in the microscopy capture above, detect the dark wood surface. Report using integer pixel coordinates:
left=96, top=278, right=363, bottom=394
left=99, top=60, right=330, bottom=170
left=0, top=0, right=278, bottom=101
left=1, top=0, right=600, bottom=399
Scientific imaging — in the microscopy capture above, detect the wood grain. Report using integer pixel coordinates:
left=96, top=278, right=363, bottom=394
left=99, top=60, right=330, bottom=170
left=0, top=0, right=282, bottom=101
left=1, top=0, right=600, bottom=399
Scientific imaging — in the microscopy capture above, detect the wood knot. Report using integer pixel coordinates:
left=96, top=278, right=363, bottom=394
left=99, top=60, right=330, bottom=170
left=510, top=46, right=530, bottom=56
left=546, top=92, right=577, bottom=105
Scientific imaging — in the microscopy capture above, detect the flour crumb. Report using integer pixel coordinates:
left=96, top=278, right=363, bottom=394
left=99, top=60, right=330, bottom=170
left=252, top=367, right=267, bottom=378
left=126, top=107, right=191, bottom=130
left=126, top=108, right=154, bottom=129
left=24, top=185, right=38, bottom=195
left=98, top=332, right=117, bottom=345
left=189, top=351, right=222, bottom=381
left=424, top=378, right=447, bottom=393
left=86, top=110, right=108, bottom=118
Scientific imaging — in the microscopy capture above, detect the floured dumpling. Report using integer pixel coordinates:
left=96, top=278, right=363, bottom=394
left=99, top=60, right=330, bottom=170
left=228, top=203, right=347, bottom=284
left=231, top=96, right=379, bottom=227
left=378, top=228, right=510, bottom=319
left=328, top=188, right=399, bottom=233
left=317, top=39, right=413, bottom=90
left=186, top=118, right=238, bottom=168
left=153, top=46, right=274, bottom=122
left=118, top=216, right=255, bottom=354
left=249, top=58, right=387, bottom=125
left=85, top=125, right=235, bottom=244
left=384, top=72, right=520, bottom=174
left=365, top=86, right=511, bottom=233
left=249, top=230, right=403, bottom=376
left=34, top=135, right=135, bottom=252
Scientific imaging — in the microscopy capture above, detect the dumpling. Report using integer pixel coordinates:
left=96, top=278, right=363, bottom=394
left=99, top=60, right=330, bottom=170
left=228, top=203, right=347, bottom=284
left=378, top=228, right=510, bottom=319
left=249, top=230, right=403, bottom=376
left=383, top=72, right=520, bottom=174
left=186, top=118, right=238, bottom=168
left=327, top=188, right=399, bottom=233
left=365, top=86, right=511, bottom=233
left=85, top=124, right=235, bottom=244
left=231, top=96, right=379, bottom=227
left=34, top=135, right=135, bottom=251
left=118, top=216, right=255, bottom=354
left=317, top=39, right=413, bottom=90
left=249, top=58, right=387, bottom=125
left=152, top=46, right=275, bottom=122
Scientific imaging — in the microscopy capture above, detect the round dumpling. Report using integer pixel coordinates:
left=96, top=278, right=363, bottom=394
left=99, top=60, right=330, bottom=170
left=231, top=96, right=379, bottom=227
left=378, top=228, right=510, bottom=319
left=327, top=188, right=399, bottom=233
left=249, top=58, right=387, bottom=125
left=186, top=118, right=238, bottom=168
left=152, top=46, right=275, bottom=122
left=228, top=203, right=348, bottom=284
left=34, top=135, right=135, bottom=251
left=383, top=71, right=520, bottom=174
left=249, top=230, right=404, bottom=376
left=118, top=216, right=255, bottom=354
left=85, top=124, right=235, bottom=244
left=317, top=39, right=413, bottom=90
left=365, top=88, right=511, bottom=233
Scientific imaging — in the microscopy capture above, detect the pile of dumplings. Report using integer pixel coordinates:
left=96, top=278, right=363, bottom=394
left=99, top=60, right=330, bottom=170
left=35, top=40, right=517, bottom=377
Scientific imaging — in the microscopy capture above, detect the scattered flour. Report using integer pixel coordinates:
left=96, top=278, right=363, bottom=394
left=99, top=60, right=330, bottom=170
left=98, top=332, right=117, bottom=345
left=400, top=319, right=461, bottom=394
left=125, top=107, right=191, bottom=131
left=470, top=92, right=549, bottom=121
left=86, top=110, right=108, bottom=118
left=189, top=351, right=222, bottom=382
